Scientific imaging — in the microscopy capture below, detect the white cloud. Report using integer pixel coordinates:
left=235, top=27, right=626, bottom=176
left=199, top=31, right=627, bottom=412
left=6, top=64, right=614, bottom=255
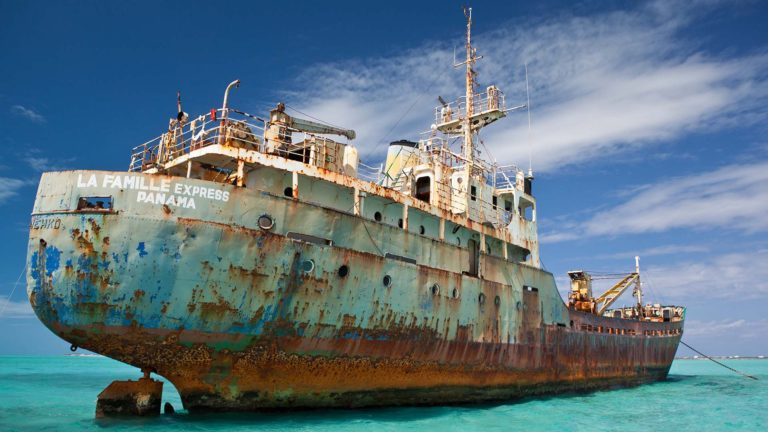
left=24, top=156, right=73, bottom=172
left=644, top=249, right=768, bottom=300
left=595, top=244, right=710, bottom=260
left=542, top=160, right=768, bottom=241
left=284, top=2, right=768, bottom=170
left=0, top=296, right=34, bottom=319
left=10, top=105, right=46, bottom=123
left=0, top=177, right=26, bottom=204
left=684, top=318, right=768, bottom=340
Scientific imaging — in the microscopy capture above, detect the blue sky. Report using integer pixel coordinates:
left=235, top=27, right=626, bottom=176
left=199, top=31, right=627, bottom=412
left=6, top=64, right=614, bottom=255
left=1, top=0, right=766, bottom=356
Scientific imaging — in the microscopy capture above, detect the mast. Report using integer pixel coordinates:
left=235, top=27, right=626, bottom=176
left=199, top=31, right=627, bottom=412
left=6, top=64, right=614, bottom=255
left=463, top=7, right=474, bottom=162
left=634, top=255, right=643, bottom=311
left=458, top=7, right=481, bottom=163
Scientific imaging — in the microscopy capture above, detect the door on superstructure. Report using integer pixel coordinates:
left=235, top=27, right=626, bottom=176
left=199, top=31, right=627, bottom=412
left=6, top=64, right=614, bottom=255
left=467, top=238, right=479, bottom=277
left=415, top=176, right=431, bottom=203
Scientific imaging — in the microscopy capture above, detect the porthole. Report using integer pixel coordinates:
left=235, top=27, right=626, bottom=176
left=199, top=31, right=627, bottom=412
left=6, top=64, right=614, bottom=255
left=419, top=225, right=425, bottom=235
left=451, top=288, right=459, bottom=299
left=382, top=275, right=392, bottom=287
left=478, top=293, right=486, bottom=304
left=431, top=283, right=440, bottom=296
left=516, top=301, right=522, bottom=310
left=302, top=259, right=315, bottom=273
left=284, top=187, right=293, bottom=197
left=257, top=214, right=274, bottom=230
left=494, top=295, right=501, bottom=306
left=374, top=211, right=382, bottom=222
left=398, top=218, right=403, bottom=228
left=338, top=265, right=349, bottom=278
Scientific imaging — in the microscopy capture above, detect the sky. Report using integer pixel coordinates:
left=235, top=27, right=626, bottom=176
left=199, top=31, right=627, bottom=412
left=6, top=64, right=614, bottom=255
left=1, top=0, right=766, bottom=356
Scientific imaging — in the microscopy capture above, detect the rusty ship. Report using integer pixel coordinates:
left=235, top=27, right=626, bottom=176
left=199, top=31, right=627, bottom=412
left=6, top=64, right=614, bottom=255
left=27, top=9, right=684, bottom=414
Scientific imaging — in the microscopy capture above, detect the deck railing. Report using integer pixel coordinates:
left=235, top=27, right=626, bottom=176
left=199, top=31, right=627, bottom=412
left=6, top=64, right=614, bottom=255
left=434, top=87, right=506, bottom=126
left=129, top=109, right=352, bottom=176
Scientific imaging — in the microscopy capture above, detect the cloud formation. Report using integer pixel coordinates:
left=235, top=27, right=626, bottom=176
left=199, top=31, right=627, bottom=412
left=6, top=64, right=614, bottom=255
left=685, top=319, right=768, bottom=340
left=286, top=2, right=768, bottom=171
left=644, top=249, right=768, bottom=300
left=543, top=160, right=768, bottom=242
left=10, top=105, right=46, bottom=123
left=0, top=296, right=33, bottom=319
left=0, top=178, right=26, bottom=205
left=24, top=156, right=74, bottom=172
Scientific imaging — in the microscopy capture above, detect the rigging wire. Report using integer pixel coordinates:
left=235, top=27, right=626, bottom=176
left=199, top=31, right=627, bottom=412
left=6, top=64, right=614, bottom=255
left=679, top=340, right=758, bottom=381
left=0, top=264, right=27, bottom=318
left=283, top=104, right=346, bottom=130
left=525, top=62, right=533, bottom=173
left=642, top=273, right=665, bottom=306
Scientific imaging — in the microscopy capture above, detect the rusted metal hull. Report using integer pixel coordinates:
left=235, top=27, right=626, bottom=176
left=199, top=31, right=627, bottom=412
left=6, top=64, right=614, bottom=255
left=27, top=171, right=683, bottom=411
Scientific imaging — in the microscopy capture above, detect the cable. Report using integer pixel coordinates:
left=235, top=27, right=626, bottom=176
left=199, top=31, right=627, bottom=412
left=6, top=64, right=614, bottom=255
left=283, top=104, right=345, bottom=130
left=361, top=219, right=385, bottom=257
left=680, top=340, right=758, bottom=381
left=0, top=264, right=27, bottom=318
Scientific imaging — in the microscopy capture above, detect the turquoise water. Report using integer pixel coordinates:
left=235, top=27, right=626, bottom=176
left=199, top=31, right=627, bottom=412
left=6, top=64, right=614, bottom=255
left=0, top=356, right=765, bottom=431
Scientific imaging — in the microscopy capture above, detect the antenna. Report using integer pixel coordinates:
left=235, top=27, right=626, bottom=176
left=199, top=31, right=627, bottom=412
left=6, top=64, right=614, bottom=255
left=634, top=256, right=643, bottom=309
left=525, top=63, right=532, bottom=174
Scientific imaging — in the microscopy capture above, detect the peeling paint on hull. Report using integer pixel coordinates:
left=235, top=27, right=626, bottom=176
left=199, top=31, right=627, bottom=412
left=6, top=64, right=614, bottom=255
left=27, top=171, right=683, bottom=411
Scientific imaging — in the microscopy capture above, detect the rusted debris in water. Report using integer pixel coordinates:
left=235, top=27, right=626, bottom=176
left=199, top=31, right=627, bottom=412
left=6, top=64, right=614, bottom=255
left=95, top=373, right=163, bottom=418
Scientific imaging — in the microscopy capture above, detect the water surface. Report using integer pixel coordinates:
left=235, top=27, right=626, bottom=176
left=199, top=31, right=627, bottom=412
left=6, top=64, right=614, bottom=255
left=1, top=356, right=765, bottom=431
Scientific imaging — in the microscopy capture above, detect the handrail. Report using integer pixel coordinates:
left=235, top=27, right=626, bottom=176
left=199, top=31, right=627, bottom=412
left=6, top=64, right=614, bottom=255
left=434, top=89, right=506, bottom=126
left=129, top=108, right=354, bottom=176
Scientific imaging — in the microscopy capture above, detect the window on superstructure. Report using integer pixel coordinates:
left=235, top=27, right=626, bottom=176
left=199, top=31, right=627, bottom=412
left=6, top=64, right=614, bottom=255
left=415, top=176, right=431, bottom=203
left=492, top=196, right=497, bottom=210
left=470, top=185, right=477, bottom=201
left=519, top=198, right=534, bottom=222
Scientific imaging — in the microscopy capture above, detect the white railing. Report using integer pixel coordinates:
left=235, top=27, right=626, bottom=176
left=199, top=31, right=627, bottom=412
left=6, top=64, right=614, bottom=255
left=494, top=164, right=520, bottom=190
left=434, top=87, right=505, bottom=126
left=358, top=162, right=384, bottom=184
left=129, top=108, right=351, bottom=176
left=129, top=108, right=264, bottom=172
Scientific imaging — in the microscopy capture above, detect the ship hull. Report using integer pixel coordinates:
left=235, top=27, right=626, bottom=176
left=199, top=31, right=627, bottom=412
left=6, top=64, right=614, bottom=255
left=27, top=170, right=683, bottom=411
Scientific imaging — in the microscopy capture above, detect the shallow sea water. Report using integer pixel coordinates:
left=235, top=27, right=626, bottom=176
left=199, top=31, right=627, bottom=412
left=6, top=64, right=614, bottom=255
left=0, top=356, right=765, bottom=431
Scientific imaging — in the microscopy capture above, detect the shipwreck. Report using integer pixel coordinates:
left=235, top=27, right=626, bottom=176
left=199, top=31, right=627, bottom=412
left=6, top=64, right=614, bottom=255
left=26, top=9, right=684, bottom=415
